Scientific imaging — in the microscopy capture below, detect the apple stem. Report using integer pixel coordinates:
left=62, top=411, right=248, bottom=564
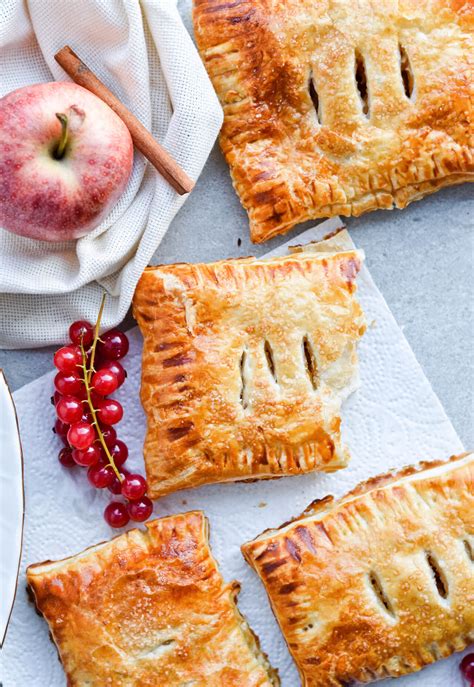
left=54, top=113, right=69, bottom=159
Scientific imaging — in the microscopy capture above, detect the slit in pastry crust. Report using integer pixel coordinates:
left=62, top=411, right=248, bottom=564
left=27, top=511, right=280, bottom=687
left=194, top=0, right=474, bottom=242
left=242, top=452, right=474, bottom=686
left=133, top=231, right=365, bottom=499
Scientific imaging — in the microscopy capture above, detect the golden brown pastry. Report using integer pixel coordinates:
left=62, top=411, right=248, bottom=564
left=27, top=511, right=279, bottom=687
left=133, top=232, right=366, bottom=499
left=242, top=452, right=474, bottom=686
left=194, top=0, right=474, bottom=242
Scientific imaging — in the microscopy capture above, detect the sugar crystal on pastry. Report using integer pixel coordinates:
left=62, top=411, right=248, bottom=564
left=242, top=452, right=474, bottom=686
left=194, top=0, right=474, bottom=242
left=27, top=511, right=279, bottom=686
left=133, top=231, right=366, bottom=499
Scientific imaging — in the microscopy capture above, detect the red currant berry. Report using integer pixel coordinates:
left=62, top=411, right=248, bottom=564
left=99, top=360, right=127, bottom=387
left=110, top=440, right=128, bottom=467
left=100, top=425, right=117, bottom=448
left=76, top=386, right=87, bottom=401
left=97, top=398, right=123, bottom=425
left=94, top=449, right=109, bottom=468
left=67, top=422, right=95, bottom=450
left=69, top=320, right=94, bottom=347
left=107, top=470, right=130, bottom=495
left=54, top=371, right=83, bottom=396
left=56, top=396, right=83, bottom=425
left=53, top=417, right=69, bottom=437
left=58, top=447, right=75, bottom=468
left=98, top=329, right=129, bottom=361
left=51, top=391, right=62, bottom=406
left=81, top=410, right=94, bottom=424
left=128, top=496, right=153, bottom=522
left=92, top=369, right=118, bottom=396
left=107, top=474, right=121, bottom=495
left=121, top=473, right=147, bottom=501
left=53, top=422, right=70, bottom=446
left=72, top=444, right=101, bottom=467
left=54, top=345, right=82, bottom=373
left=461, top=654, right=474, bottom=681
left=104, top=501, right=130, bottom=528
left=87, top=464, right=114, bottom=489
left=89, top=390, right=103, bottom=407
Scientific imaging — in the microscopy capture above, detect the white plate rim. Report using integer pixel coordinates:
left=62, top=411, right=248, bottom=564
left=0, top=368, right=25, bottom=647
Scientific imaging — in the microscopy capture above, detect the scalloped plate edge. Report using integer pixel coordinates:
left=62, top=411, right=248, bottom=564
left=0, top=369, right=25, bottom=647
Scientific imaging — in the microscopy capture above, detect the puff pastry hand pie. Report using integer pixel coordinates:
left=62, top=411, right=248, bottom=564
left=194, top=0, right=474, bottom=242
left=27, top=511, right=279, bottom=687
left=242, top=452, right=474, bottom=686
left=133, top=233, right=366, bottom=499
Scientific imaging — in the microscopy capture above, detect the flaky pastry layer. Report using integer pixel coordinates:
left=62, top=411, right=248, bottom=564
left=242, top=452, right=474, bottom=686
left=133, top=232, right=366, bottom=499
left=27, top=512, right=279, bottom=687
left=194, top=0, right=474, bottom=242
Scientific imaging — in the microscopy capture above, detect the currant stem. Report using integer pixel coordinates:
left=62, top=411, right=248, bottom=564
left=54, top=113, right=69, bottom=160
left=87, top=293, right=106, bottom=384
left=79, top=301, right=122, bottom=482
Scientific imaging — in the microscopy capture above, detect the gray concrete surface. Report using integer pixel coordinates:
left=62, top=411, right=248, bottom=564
left=0, top=0, right=473, bottom=449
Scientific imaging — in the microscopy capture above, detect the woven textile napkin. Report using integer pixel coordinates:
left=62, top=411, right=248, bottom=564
left=0, top=0, right=222, bottom=348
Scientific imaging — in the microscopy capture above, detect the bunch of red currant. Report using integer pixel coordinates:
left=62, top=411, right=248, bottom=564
left=52, top=298, right=153, bottom=528
left=461, top=653, right=474, bottom=686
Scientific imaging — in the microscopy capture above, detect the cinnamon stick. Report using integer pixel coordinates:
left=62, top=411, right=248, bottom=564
left=54, top=46, right=194, bottom=195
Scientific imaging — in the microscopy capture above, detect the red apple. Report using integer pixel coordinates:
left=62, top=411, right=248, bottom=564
left=0, top=82, right=133, bottom=242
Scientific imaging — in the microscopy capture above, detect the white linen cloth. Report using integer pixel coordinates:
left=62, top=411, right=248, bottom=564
left=0, top=0, right=222, bottom=348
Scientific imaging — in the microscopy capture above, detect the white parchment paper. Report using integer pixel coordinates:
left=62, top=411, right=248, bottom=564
left=0, top=219, right=468, bottom=686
